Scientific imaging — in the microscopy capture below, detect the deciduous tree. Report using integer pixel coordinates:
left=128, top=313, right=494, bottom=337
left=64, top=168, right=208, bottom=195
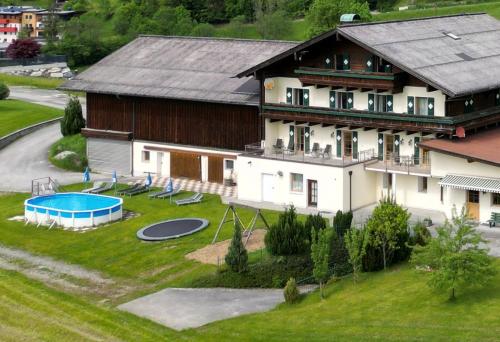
left=311, top=226, right=332, bottom=298
left=6, top=39, right=41, bottom=59
left=411, top=207, right=497, bottom=300
left=344, top=227, right=368, bottom=282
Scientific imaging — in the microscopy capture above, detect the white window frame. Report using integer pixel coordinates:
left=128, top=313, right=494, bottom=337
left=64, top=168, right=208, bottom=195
left=418, top=176, right=428, bottom=193
left=415, top=97, right=429, bottom=116
left=290, top=173, right=303, bottom=193
left=142, top=150, right=150, bottom=163
left=224, top=159, right=234, bottom=171
left=292, top=88, right=305, bottom=106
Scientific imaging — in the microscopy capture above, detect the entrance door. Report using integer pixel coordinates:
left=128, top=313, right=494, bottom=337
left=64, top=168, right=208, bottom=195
left=295, top=127, right=305, bottom=153
left=467, top=190, right=480, bottom=221
left=156, top=152, right=163, bottom=176
left=308, top=180, right=318, bottom=207
left=385, top=135, right=394, bottom=160
left=343, top=131, right=352, bottom=158
left=262, top=174, right=275, bottom=202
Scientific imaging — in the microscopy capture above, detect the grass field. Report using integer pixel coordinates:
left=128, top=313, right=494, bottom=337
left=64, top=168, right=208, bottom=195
left=0, top=186, right=282, bottom=303
left=1, top=254, right=499, bottom=340
left=0, top=73, right=65, bottom=89
left=0, top=99, right=63, bottom=138
left=49, top=134, right=88, bottom=172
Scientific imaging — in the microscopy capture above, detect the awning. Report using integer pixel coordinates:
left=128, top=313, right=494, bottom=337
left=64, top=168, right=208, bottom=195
left=439, top=174, right=500, bottom=194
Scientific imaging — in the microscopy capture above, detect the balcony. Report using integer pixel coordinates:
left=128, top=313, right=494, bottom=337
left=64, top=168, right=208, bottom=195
left=294, top=67, right=405, bottom=92
left=364, top=153, right=431, bottom=175
left=243, top=143, right=376, bottom=168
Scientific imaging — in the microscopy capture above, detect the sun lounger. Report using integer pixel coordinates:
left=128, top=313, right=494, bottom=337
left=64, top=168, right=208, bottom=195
left=126, top=185, right=150, bottom=197
left=149, top=181, right=174, bottom=198
left=175, top=192, right=203, bottom=206
left=82, top=181, right=104, bottom=193
left=157, top=185, right=182, bottom=199
left=91, top=182, right=114, bottom=194
left=117, top=183, right=141, bottom=195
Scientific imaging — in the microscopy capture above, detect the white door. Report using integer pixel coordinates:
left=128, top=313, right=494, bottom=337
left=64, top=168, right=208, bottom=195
left=262, top=173, right=275, bottom=202
left=157, top=152, right=163, bottom=176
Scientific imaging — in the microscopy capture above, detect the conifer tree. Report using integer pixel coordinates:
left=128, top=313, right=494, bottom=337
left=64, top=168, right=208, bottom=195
left=61, top=96, right=85, bottom=136
left=225, top=221, right=248, bottom=273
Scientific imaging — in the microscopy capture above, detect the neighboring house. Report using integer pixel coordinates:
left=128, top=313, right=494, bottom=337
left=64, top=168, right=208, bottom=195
left=60, top=36, right=296, bottom=183
left=0, top=7, right=21, bottom=43
left=236, top=13, right=500, bottom=223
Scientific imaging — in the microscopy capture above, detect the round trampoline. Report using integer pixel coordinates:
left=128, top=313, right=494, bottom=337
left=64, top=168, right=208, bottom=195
left=137, top=218, right=209, bottom=241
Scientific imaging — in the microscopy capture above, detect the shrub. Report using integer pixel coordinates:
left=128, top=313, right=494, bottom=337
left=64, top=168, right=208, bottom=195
left=363, top=196, right=411, bottom=271
left=0, top=82, right=9, bottom=100
left=225, top=221, right=248, bottom=273
left=265, top=206, right=309, bottom=256
left=333, top=210, right=353, bottom=237
left=344, top=227, right=368, bottom=283
left=305, top=213, right=327, bottom=238
left=191, top=254, right=313, bottom=288
left=411, top=221, right=432, bottom=247
left=61, top=96, right=85, bottom=136
left=330, top=229, right=352, bottom=276
left=6, top=39, right=41, bottom=59
left=283, top=277, right=300, bottom=304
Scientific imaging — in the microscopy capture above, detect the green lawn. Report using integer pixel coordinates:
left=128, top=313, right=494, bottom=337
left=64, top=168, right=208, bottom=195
left=0, top=186, right=281, bottom=303
left=0, top=99, right=63, bottom=138
left=0, top=73, right=65, bottom=90
left=49, top=134, right=88, bottom=172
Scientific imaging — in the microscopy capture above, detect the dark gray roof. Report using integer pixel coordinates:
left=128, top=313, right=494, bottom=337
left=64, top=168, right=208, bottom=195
left=61, top=36, right=297, bottom=106
left=338, top=13, right=500, bottom=97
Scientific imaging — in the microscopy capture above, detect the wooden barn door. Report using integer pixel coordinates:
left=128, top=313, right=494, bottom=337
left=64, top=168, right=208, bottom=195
left=208, top=156, right=224, bottom=183
left=170, top=151, right=201, bottom=180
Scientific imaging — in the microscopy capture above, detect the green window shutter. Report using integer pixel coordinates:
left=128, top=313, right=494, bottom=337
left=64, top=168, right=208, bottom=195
left=386, top=95, right=393, bottom=112
left=378, top=133, right=384, bottom=160
left=427, top=97, right=434, bottom=116
left=384, top=64, right=392, bottom=73
left=407, top=96, right=415, bottom=114
left=496, top=90, right=500, bottom=106
left=304, top=126, right=310, bottom=153
left=303, top=89, right=309, bottom=107
left=343, top=54, right=350, bottom=70
left=365, top=55, right=374, bottom=72
left=394, top=135, right=400, bottom=157
left=352, top=131, right=358, bottom=158
left=288, top=125, right=295, bottom=150
left=336, top=130, right=342, bottom=158
left=325, top=56, right=333, bottom=69
left=368, top=93, right=375, bottom=111
left=414, top=136, right=420, bottom=166
left=347, top=92, right=354, bottom=109
left=464, top=97, right=473, bottom=113
left=329, top=90, right=336, bottom=108
left=286, top=88, right=293, bottom=104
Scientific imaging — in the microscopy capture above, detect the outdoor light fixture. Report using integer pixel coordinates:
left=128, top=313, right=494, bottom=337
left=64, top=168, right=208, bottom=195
left=331, top=132, right=335, bottom=138
left=277, top=171, right=283, bottom=177
left=311, top=130, right=315, bottom=136
left=248, top=161, right=252, bottom=166
left=408, top=139, right=413, bottom=146
left=400, top=138, right=405, bottom=144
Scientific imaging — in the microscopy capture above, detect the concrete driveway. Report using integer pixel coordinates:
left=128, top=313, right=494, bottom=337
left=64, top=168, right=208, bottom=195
left=0, top=87, right=87, bottom=192
left=118, top=288, right=285, bottom=330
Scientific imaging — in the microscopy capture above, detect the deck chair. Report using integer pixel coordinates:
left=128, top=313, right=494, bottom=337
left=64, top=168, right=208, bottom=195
left=91, top=182, right=114, bottom=194
left=284, top=137, right=295, bottom=155
left=82, top=181, right=104, bottom=193
left=126, top=184, right=150, bottom=197
left=117, top=183, right=141, bottom=195
left=175, top=193, right=203, bottom=206
left=322, top=144, right=332, bottom=159
left=158, top=185, right=182, bottom=199
left=272, top=138, right=284, bottom=153
left=149, top=182, right=172, bottom=198
left=310, top=143, right=320, bottom=157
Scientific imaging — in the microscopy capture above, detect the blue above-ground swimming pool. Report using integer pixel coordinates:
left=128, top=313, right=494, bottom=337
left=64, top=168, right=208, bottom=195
left=25, top=193, right=123, bottom=228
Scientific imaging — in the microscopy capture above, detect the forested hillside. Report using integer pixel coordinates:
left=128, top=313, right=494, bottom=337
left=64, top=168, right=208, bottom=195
left=20, top=0, right=500, bottom=67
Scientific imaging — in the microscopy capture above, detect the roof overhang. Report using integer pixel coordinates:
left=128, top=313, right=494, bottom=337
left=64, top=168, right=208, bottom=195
left=439, top=174, right=500, bottom=194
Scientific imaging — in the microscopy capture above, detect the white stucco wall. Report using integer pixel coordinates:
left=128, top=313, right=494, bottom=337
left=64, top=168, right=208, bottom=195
left=264, top=77, right=447, bottom=116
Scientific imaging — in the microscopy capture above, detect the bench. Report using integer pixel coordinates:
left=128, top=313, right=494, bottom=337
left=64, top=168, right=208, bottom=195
left=488, top=212, right=500, bottom=228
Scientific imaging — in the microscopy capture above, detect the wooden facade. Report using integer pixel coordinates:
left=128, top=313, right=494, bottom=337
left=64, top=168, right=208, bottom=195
left=86, top=93, right=260, bottom=151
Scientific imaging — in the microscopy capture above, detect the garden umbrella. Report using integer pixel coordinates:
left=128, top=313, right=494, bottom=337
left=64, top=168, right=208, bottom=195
left=146, top=173, right=153, bottom=187
left=83, top=167, right=90, bottom=183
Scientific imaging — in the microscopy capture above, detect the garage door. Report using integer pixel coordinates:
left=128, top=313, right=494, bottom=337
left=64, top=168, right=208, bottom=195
left=208, top=156, right=224, bottom=183
left=170, top=151, right=201, bottom=180
left=87, top=138, right=131, bottom=175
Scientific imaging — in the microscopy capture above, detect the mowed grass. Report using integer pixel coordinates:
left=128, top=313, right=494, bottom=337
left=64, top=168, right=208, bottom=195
left=1, top=256, right=499, bottom=341
left=0, top=99, right=63, bottom=137
left=0, top=73, right=65, bottom=89
left=199, top=262, right=500, bottom=341
left=49, top=134, right=88, bottom=172
left=0, top=185, right=281, bottom=302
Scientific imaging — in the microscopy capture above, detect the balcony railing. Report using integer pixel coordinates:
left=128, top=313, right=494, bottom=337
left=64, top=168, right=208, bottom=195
left=365, top=153, right=431, bottom=174
left=244, top=143, right=376, bottom=167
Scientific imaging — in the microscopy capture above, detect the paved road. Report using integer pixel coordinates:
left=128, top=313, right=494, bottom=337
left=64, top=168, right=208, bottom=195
left=0, top=87, right=87, bottom=192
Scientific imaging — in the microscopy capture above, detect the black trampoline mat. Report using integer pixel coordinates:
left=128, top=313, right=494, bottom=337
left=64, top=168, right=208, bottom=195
left=137, top=218, right=209, bottom=241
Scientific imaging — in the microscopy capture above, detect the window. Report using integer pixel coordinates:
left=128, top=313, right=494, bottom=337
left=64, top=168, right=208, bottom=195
left=375, top=95, right=393, bottom=112
left=142, top=150, right=150, bottom=162
left=332, top=92, right=353, bottom=109
left=414, top=97, right=435, bottom=116
left=493, top=193, right=500, bottom=206
left=418, top=176, right=428, bottom=193
left=293, top=88, right=305, bottom=106
left=224, top=159, right=234, bottom=170
left=290, top=173, right=303, bottom=192
left=383, top=173, right=392, bottom=189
